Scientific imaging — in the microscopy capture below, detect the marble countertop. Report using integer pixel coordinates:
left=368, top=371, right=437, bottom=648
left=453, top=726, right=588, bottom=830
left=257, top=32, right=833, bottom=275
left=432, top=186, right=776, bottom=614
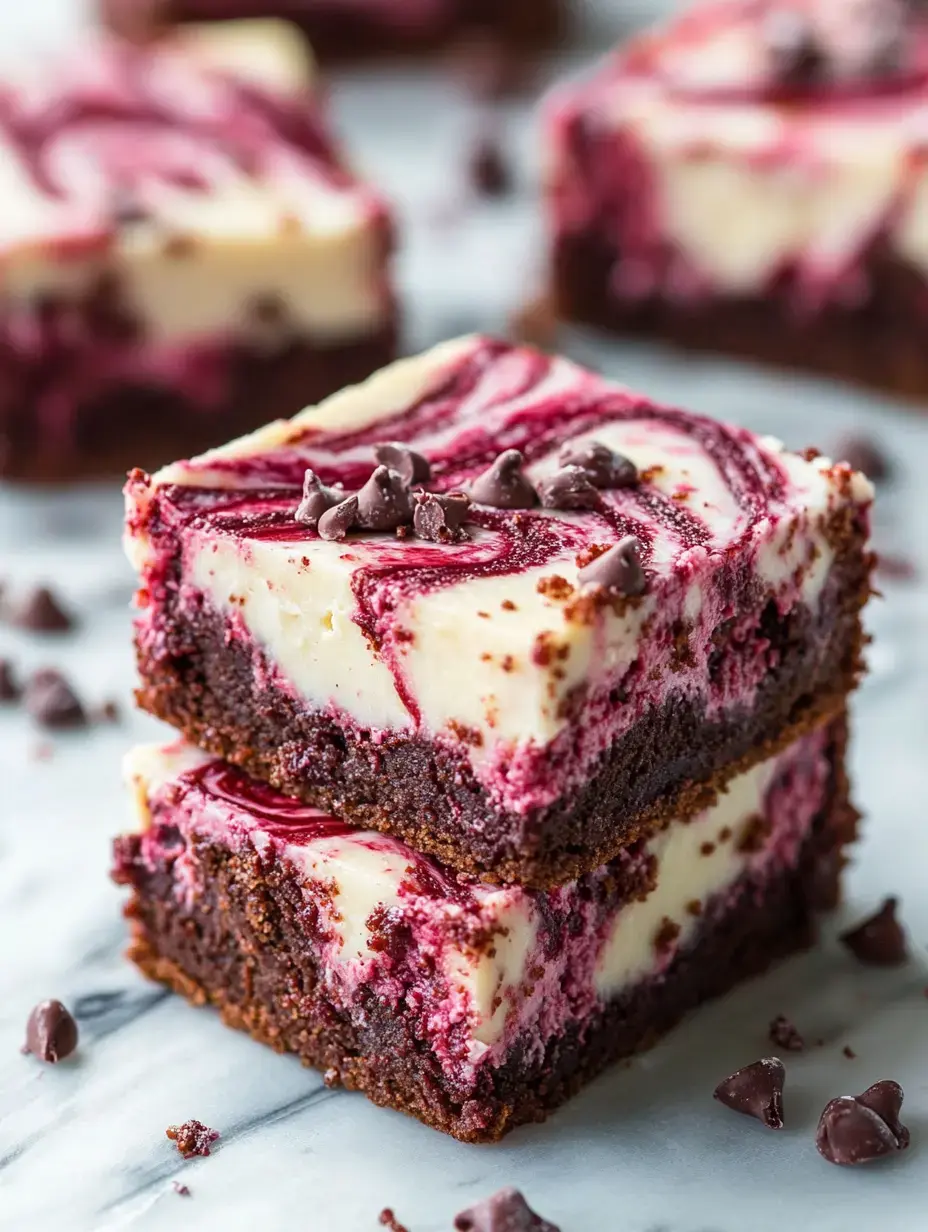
left=2, top=3, right=928, bottom=1230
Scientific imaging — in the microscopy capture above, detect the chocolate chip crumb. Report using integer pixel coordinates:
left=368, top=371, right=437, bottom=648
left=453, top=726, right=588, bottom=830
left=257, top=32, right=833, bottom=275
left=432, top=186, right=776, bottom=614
left=413, top=491, right=471, bottom=543
left=713, top=1057, right=785, bottom=1129
left=25, top=669, right=87, bottom=730
left=295, top=469, right=345, bottom=528
left=816, top=1080, right=910, bottom=1166
left=537, top=466, right=599, bottom=511
left=23, top=999, right=79, bottom=1063
left=470, top=450, right=537, bottom=510
left=378, top=1210, right=410, bottom=1232
left=843, top=1046, right=857, bottom=1059
left=10, top=586, right=74, bottom=633
left=373, top=442, right=431, bottom=486
left=98, top=699, right=121, bottom=723
left=356, top=466, right=414, bottom=531
left=840, top=897, right=908, bottom=966
left=166, top=1120, right=219, bottom=1159
left=468, top=135, right=512, bottom=197
left=318, top=495, right=360, bottom=542
left=454, top=1187, right=560, bottom=1232
left=0, top=658, right=21, bottom=701
left=577, top=535, right=647, bottom=596
left=558, top=440, right=637, bottom=489
left=769, top=1015, right=804, bottom=1052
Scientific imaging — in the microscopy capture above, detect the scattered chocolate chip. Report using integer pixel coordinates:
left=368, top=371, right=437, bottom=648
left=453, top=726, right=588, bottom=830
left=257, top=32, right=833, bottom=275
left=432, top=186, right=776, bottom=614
left=454, top=1187, right=560, bottom=1232
left=470, top=450, right=538, bottom=510
left=173, top=1182, right=191, bottom=1197
left=537, top=465, right=600, bottom=511
left=763, top=9, right=824, bottom=85
left=11, top=586, right=75, bottom=633
left=24, top=669, right=87, bottom=730
left=769, top=1015, right=805, bottom=1052
left=843, top=1045, right=857, bottom=1059
left=295, top=469, right=345, bottom=528
left=373, top=442, right=431, bottom=486
left=840, top=897, right=908, bottom=966
left=166, top=1120, right=219, bottom=1159
left=816, top=1080, right=910, bottom=1166
left=356, top=465, right=414, bottom=531
left=468, top=135, right=512, bottom=197
left=558, top=440, right=637, bottom=489
left=317, top=495, right=360, bottom=543
left=413, top=491, right=471, bottom=543
left=0, top=658, right=20, bottom=702
left=836, top=434, right=890, bottom=481
left=577, top=535, right=647, bottom=596
left=98, top=699, right=121, bottom=723
left=23, top=999, right=79, bottom=1063
left=713, top=1057, right=785, bottom=1129
left=378, top=1210, right=410, bottom=1232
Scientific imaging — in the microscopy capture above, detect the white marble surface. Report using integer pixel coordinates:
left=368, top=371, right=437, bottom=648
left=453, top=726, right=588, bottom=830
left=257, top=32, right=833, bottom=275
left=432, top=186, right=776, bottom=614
left=2, top=3, right=928, bottom=1230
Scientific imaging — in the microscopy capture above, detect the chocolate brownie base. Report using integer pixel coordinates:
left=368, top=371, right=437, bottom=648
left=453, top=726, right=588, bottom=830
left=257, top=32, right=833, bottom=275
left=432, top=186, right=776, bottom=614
left=553, top=232, right=928, bottom=403
left=169, top=0, right=564, bottom=59
left=135, top=528, right=871, bottom=889
left=113, top=724, right=855, bottom=1143
left=0, top=328, right=397, bottom=484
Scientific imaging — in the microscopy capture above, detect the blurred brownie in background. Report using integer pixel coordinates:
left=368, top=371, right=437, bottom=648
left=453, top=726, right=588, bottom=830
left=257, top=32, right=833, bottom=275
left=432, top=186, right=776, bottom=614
left=99, top=0, right=565, bottom=61
left=544, top=0, right=928, bottom=401
left=0, top=20, right=396, bottom=483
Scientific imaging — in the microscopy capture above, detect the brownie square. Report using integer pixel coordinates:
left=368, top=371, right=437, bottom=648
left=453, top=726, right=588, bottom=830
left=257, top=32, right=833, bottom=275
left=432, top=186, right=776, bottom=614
left=124, top=336, right=873, bottom=886
left=0, top=20, right=396, bottom=482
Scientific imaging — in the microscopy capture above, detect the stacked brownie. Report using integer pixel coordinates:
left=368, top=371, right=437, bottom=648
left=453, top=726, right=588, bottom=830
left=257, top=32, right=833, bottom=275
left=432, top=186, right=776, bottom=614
left=113, top=336, right=874, bottom=1142
left=0, top=19, right=395, bottom=481
left=544, top=0, right=928, bottom=399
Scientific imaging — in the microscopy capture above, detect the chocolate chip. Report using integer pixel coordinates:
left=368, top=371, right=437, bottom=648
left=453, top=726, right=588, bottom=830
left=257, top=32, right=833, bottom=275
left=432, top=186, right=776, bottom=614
left=0, top=658, right=20, bottom=702
left=769, top=1015, right=805, bottom=1052
left=763, top=9, right=825, bottom=85
left=713, top=1057, right=785, bottom=1129
left=454, top=1187, right=560, bottom=1232
left=11, top=586, right=75, bottom=633
left=836, top=434, right=891, bottom=481
left=295, top=469, right=344, bottom=528
left=468, top=136, right=512, bottom=197
left=537, top=466, right=600, bottom=511
left=816, top=1080, right=910, bottom=1166
left=577, top=536, right=647, bottom=596
left=558, top=440, right=637, bottom=489
left=166, top=1120, right=219, bottom=1159
left=356, top=466, right=413, bottom=531
left=24, top=669, right=87, bottom=730
left=317, top=495, right=360, bottom=542
left=373, top=442, right=431, bottom=486
left=413, top=491, right=471, bottom=543
left=840, top=897, right=908, bottom=966
left=23, top=999, right=79, bottom=1063
left=378, top=1210, right=410, bottom=1232
left=470, top=450, right=537, bottom=510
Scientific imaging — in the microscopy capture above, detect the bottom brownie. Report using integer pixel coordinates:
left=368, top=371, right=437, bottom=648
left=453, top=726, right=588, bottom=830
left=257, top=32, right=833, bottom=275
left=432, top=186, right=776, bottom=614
left=0, top=328, right=396, bottom=484
left=113, top=720, right=854, bottom=1143
left=554, top=232, right=928, bottom=404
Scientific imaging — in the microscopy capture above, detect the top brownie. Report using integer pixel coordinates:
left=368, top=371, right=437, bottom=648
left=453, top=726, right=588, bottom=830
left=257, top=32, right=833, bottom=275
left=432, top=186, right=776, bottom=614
left=546, top=0, right=928, bottom=348
left=125, top=336, right=873, bottom=887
